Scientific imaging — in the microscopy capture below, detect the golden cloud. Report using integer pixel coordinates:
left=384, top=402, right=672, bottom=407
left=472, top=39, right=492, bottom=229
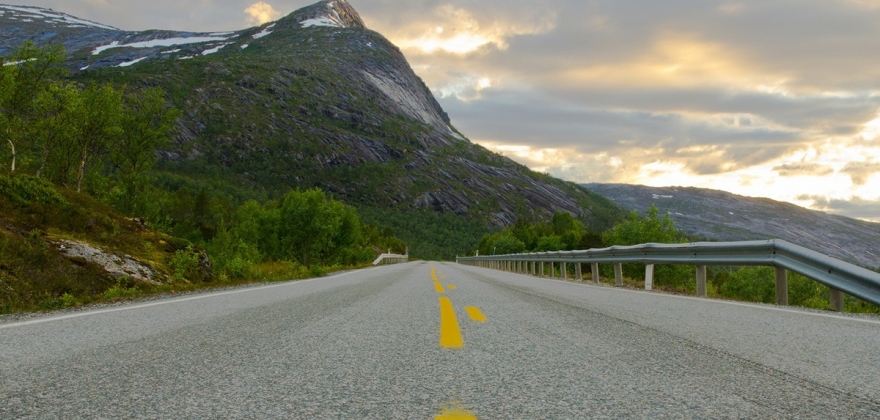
left=245, top=1, right=280, bottom=26
left=385, top=5, right=556, bottom=55
left=560, top=32, right=787, bottom=91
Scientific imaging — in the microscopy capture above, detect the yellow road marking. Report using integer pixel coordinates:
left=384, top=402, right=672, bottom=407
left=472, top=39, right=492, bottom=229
left=439, top=297, right=463, bottom=348
left=465, top=306, right=486, bottom=322
left=434, top=409, right=477, bottom=419
left=434, top=282, right=446, bottom=294
left=447, top=284, right=456, bottom=290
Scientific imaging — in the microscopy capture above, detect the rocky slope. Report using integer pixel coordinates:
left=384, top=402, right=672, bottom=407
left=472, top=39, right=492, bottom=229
left=0, top=1, right=623, bottom=257
left=584, top=183, right=880, bottom=269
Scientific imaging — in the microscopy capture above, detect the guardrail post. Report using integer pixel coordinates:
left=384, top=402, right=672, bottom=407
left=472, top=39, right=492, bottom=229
left=550, top=262, right=556, bottom=278
left=614, top=263, right=623, bottom=286
left=540, top=262, right=545, bottom=277
left=775, top=267, right=789, bottom=305
left=575, top=263, right=582, bottom=281
left=696, top=266, right=707, bottom=297
left=645, top=264, right=654, bottom=291
left=562, top=262, right=567, bottom=280
left=830, top=288, right=844, bottom=312
left=592, top=263, right=600, bottom=284
left=531, top=261, right=536, bottom=275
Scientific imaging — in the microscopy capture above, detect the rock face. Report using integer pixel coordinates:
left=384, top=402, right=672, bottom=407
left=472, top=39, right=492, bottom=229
left=584, top=183, right=880, bottom=269
left=1, top=1, right=624, bottom=256
left=54, top=239, right=157, bottom=282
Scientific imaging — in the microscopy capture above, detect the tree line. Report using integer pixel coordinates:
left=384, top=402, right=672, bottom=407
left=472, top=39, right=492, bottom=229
left=1, top=43, right=178, bottom=203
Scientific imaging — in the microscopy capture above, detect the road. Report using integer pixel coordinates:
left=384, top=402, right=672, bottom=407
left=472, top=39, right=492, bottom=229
left=2, top=261, right=880, bottom=419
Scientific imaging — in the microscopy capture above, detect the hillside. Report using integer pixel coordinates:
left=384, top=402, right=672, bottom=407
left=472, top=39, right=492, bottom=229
left=584, top=183, right=880, bottom=269
left=0, top=1, right=624, bottom=259
left=0, top=174, right=214, bottom=312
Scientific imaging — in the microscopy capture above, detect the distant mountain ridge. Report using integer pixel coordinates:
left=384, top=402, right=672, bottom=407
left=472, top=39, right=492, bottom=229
left=0, top=1, right=624, bottom=258
left=584, top=183, right=880, bottom=269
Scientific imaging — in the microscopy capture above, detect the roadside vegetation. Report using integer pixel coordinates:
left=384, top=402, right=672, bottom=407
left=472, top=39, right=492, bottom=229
left=0, top=43, right=404, bottom=314
left=476, top=204, right=880, bottom=314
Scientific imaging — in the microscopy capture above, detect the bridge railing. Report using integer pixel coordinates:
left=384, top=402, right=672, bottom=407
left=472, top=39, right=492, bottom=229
left=373, top=253, right=408, bottom=266
left=456, top=239, right=880, bottom=311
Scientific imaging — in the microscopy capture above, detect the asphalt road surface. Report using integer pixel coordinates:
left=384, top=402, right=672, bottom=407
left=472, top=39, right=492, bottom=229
left=2, top=261, right=880, bottom=419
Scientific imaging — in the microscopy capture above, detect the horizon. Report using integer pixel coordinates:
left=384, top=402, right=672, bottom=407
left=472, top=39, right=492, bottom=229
left=3, top=0, right=879, bottom=223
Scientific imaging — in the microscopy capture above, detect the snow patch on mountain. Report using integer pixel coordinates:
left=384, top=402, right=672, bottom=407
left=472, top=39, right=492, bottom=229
left=92, top=36, right=231, bottom=55
left=0, top=5, right=119, bottom=30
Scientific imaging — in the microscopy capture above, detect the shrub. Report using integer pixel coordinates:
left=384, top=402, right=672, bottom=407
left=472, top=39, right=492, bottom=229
left=169, top=246, right=199, bottom=282
left=0, top=174, right=69, bottom=208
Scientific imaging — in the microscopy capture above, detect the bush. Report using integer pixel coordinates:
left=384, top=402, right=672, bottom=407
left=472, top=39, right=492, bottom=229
left=601, top=204, right=692, bottom=289
left=169, top=246, right=199, bottom=282
left=0, top=173, right=69, bottom=208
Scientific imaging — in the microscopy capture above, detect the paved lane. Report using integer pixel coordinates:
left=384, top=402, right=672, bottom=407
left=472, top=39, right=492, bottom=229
left=2, top=262, right=879, bottom=418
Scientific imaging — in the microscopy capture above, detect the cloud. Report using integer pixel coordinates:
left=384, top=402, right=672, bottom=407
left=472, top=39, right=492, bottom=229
left=798, top=195, right=880, bottom=222
left=773, top=163, right=834, bottom=177
left=373, top=3, right=556, bottom=56
left=244, top=1, right=279, bottom=26
left=841, top=161, right=880, bottom=185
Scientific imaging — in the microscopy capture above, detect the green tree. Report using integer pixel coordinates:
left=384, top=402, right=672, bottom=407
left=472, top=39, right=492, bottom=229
left=535, top=235, right=565, bottom=252
left=493, top=235, right=526, bottom=255
left=70, top=84, right=123, bottom=192
left=31, top=82, right=79, bottom=179
left=276, top=188, right=361, bottom=266
left=109, top=87, right=180, bottom=214
left=602, top=204, right=682, bottom=246
left=0, top=42, right=66, bottom=173
left=601, top=204, right=692, bottom=288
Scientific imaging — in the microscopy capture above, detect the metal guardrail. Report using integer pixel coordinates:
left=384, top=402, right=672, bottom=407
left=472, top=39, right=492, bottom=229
left=373, top=253, right=408, bottom=266
left=456, top=239, right=880, bottom=310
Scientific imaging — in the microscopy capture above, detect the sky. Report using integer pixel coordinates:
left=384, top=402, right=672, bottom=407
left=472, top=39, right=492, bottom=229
left=10, top=0, right=880, bottom=222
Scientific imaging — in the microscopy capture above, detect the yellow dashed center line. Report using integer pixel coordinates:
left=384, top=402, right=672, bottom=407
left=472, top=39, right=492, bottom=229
left=447, top=284, right=456, bottom=290
left=438, top=297, right=463, bottom=348
left=434, top=282, right=446, bottom=294
left=435, top=409, right=478, bottom=419
left=465, top=306, right=486, bottom=322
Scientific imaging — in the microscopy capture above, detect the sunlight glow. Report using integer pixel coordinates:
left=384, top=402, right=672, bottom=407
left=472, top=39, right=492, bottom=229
left=390, top=5, right=555, bottom=55
left=475, top=137, right=880, bottom=222
left=860, top=113, right=880, bottom=141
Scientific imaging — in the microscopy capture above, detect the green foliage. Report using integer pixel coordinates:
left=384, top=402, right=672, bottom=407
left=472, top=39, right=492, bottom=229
left=492, top=235, right=526, bottom=255
left=360, top=206, right=485, bottom=260
left=600, top=204, right=693, bottom=289
left=602, top=204, right=684, bottom=246
left=476, top=211, right=597, bottom=256
left=169, top=246, right=200, bottom=282
left=719, top=266, right=848, bottom=310
left=0, top=42, right=67, bottom=173
left=0, top=173, right=68, bottom=208
left=102, top=277, right=142, bottom=301
left=720, top=266, right=774, bottom=303
left=535, top=235, right=565, bottom=252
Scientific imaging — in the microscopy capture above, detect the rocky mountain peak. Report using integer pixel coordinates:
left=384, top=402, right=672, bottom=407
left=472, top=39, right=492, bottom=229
left=279, top=0, right=366, bottom=30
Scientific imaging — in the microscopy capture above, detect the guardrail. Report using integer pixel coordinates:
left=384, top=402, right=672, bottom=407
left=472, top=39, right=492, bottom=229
left=456, top=239, right=880, bottom=311
left=373, top=253, right=408, bottom=266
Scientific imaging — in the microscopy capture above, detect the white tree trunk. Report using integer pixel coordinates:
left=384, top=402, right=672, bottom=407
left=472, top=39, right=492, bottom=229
left=7, top=138, right=14, bottom=173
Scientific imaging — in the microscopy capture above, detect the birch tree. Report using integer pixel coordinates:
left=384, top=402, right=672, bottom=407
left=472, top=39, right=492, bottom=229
left=0, top=42, right=65, bottom=173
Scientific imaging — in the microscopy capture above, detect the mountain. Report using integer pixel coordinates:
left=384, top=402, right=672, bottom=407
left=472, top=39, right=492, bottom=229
left=583, top=183, right=880, bottom=269
left=0, top=1, right=624, bottom=258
